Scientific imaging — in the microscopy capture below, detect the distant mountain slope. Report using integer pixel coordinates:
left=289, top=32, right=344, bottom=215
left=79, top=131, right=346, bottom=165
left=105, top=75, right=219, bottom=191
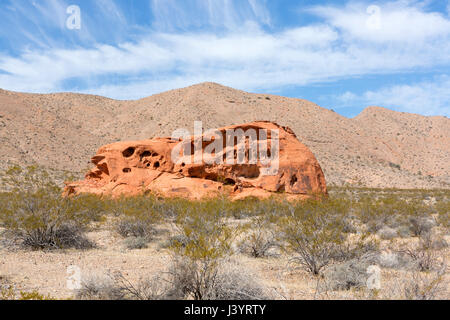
left=0, top=83, right=448, bottom=189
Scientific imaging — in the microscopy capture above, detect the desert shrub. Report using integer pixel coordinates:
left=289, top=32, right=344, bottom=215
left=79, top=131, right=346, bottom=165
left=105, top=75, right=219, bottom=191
left=17, top=290, right=56, bottom=300
left=123, top=236, right=148, bottom=250
left=76, top=273, right=124, bottom=300
left=1, top=190, right=96, bottom=250
left=435, top=200, right=449, bottom=230
left=276, top=199, right=351, bottom=275
left=0, top=166, right=107, bottom=250
left=201, top=261, right=268, bottom=300
left=398, top=233, right=444, bottom=272
left=324, top=255, right=376, bottom=291
left=224, top=198, right=288, bottom=219
left=430, top=236, right=448, bottom=250
left=396, top=225, right=412, bottom=238
left=239, top=216, right=278, bottom=258
left=77, top=272, right=173, bottom=300
left=336, top=235, right=380, bottom=263
left=111, top=196, right=161, bottom=246
left=341, top=215, right=359, bottom=234
left=355, top=196, right=400, bottom=232
left=112, top=273, right=172, bottom=300
left=167, top=202, right=237, bottom=300
left=377, top=252, right=399, bottom=269
left=0, top=287, right=15, bottom=300
left=397, top=269, right=447, bottom=300
left=377, top=226, right=398, bottom=240
left=408, top=216, right=435, bottom=237
left=159, top=234, right=189, bottom=249
left=0, top=276, right=14, bottom=300
left=355, top=196, right=433, bottom=234
left=0, top=286, right=56, bottom=300
left=377, top=251, right=414, bottom=269
left=167, top=257, right=267, bottom=300
left=76, top=260, right=266, bottom=301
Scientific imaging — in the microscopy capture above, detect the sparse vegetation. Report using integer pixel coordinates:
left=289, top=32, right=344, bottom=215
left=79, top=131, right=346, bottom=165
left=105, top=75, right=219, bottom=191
left=275, top=198, right=373, bottom=275
left=239, top=216, right=278, bottom=258
left=0, top=168, right=449, bottom=300
left=166, top=202, right=236, bottom=300
left=111, top=196, right=161, bottom=248
left=0, top=166, right=103, bottom=249
left=398, top=232, right=445, bottom=272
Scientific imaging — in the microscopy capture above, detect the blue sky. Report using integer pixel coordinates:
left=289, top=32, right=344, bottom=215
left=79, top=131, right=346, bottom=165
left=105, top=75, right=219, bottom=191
left=0, top=0, right=449, bottom=117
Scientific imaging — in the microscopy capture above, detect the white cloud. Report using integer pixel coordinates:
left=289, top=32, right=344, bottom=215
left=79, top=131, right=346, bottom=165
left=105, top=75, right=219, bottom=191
left=95, top=0, right=126, bottom=25
left=150, top=0, right=270, bottom=31
left=336, top=76, right=450, bottom=116
left=308, top=1, right=450, bottom=43
left=0, top=0, right=448, bottom=118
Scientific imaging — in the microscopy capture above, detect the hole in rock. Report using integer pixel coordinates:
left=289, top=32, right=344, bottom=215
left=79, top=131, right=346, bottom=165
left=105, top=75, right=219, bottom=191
left=290, top=175, right=298, bottom=186
left=140, top=151, right=151, bottom=160
left=123, top=168, right=131, bottom=173
left=122, top=147, right=135, bottom=158
left=224, top=178, right=236, bottom=185
left=154, top=161, right=160, bottom=168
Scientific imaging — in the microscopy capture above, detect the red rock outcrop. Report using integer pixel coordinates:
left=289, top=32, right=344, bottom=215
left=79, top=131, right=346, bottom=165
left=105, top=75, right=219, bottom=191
left=64, top=121, right=327, bottom=200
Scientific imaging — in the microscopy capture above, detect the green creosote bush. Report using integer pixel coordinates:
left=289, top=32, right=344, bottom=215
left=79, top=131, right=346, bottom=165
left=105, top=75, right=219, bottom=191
left=111, top=196, right=162, bottom=247
left=435, top=200, right=450, bottom=230
left=0, top=287, right=56, bottom=300
left=0, top=165, right=106, bottom=250
left=225, top=197, right=288, bottom=220
left=276, top=198, right=353, bottom=275
left=167, top=201, right=238, bottom=300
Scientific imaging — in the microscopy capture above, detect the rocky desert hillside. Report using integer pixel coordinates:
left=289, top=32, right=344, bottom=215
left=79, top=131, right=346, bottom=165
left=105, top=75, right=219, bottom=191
left=0, top=82, right=448, bottom=189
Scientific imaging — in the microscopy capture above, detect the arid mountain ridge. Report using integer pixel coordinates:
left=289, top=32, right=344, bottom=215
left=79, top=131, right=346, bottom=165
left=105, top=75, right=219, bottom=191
left=0, top=82, right=448, bottom=189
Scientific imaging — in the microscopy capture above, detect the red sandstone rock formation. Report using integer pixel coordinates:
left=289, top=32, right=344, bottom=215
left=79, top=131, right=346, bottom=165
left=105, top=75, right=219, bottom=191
left=64, top=121, right=327, bottom=200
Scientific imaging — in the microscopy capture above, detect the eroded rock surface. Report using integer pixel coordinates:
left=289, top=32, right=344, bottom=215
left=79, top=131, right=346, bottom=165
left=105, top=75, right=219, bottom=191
left=64, top=121, right=327, bottom=200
